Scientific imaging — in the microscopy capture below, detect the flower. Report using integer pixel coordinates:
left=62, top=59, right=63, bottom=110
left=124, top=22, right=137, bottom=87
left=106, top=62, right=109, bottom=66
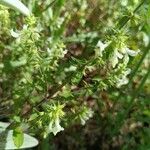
left=96, top=40, right=108, bottom=57
left=116, top=68, right=131, bottom=88
left=111, top=47, right=140, bottom=68
left=122, top=47, right=140, bottom=57
left=111, top=49, right=124, bottom=68
left=10, top=29, right=20, bottom=38
left=78, top=106, right=94, bottom=125
left=47, top=104, right=65, bottom=136
left=48, top=117, right=64, bottom=136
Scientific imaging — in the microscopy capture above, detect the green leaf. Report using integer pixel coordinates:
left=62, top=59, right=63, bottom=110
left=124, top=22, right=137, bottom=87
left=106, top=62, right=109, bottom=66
left=0, top=122, right=39, bottom=149
left=13, top=116, right=21, bottom=123
left=13, top=128, right=24, bottom=148
left=71, top=71, right=83, bottom=84
left=0, top=0, right=30, bottom=16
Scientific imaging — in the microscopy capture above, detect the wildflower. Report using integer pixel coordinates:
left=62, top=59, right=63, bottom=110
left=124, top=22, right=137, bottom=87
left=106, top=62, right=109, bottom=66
left=122, top=47, right=140, bottom=57
left=96, top=40, right=108, bottom=57
left=78, top=106, right=94, bottom=125
left=111, top=49, right=124, bottom=68
left=111, top=47, right=140, bottom=68
left=48, top=117, right=64, bottom=136
left=116, top=68, right=131, bottom=88
left=10, top=25, right=27, bottom=39
left=47, top=104, right=65, bottom=136
left=10, top=29, right=20, bottom=38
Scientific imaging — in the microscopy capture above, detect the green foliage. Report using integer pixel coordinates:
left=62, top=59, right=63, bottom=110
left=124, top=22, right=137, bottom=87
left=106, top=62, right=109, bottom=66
left=0, top=122, right=38, bottom=149
left=0, top=0, right=30, bottom=16
left=0, top=0, right=149, bottom=149
left=13, top=128, right=24, bottom=148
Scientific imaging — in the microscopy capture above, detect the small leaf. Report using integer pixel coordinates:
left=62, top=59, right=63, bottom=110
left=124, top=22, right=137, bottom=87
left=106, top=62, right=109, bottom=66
left=71, top=71, right=84, bottom=84
left=13, top=128, right=24, bottom=148
left=13, top=116, right=21, bottom=123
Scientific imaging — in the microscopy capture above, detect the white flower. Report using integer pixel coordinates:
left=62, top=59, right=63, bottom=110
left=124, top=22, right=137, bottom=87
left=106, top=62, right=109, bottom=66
left=125, top=48, right=140, bottom=56
left=46, top=104, right=65, bottom=136
left=111, top=50, right=124, bottom=68
left=116, top=68, right=131, bottom=88
left=63, top=49, right=68, bottom=56
left=116, top=77, right=129, bottom=88
left=111, top=47, right=140, bottom=68
left=10, top=29, right=20, bottom=38
left=10, top=25, right=28, bottom=40
left=48, top=118, right=64, bottom=136
left=121, top=47, right=140, bottom=56
left=79, top=107, right=94, bottom=125
left=96, top=40, right=108, bottom=57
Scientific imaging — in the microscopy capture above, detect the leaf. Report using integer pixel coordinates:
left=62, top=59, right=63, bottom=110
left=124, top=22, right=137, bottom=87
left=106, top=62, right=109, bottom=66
left=0, top=122, right=39, bottom=150
left=71, top=71, right=84, bottom=84
left=13, top=128, right=24, bottom=148
left=0, top=0, right=30, bottom=16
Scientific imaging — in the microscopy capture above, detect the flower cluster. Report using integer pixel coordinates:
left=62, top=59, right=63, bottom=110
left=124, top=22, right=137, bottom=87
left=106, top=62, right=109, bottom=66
left=46, top=103, right=65, bottom=136
left=111, top=47, right=140, bottom=68
left=77, top=106, right=94, bottom=125
left=96, top=39, right=140, bottom=87
left=0, top=1, right=146, bottom=145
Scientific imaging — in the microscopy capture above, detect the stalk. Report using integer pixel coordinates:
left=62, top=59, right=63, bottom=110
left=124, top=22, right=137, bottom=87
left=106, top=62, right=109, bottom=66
left=118, top=0, right=146, bottom=29
left=111, top=67, right=150, bottom=136
left=128, top=45, right=150, bottom=85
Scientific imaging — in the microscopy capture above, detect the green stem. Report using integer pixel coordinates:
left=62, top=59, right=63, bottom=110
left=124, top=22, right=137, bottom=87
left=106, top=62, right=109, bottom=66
left=7, top=60, right=89, bottom=129
left=124, top=66, right=150, bottom=123
left=42, top=0, right=57, bottom=12
left=112, top=67, right=150, bottom=136
left=128, top=45, right=150, bottom=85
left=40, top=135, right=51, bottom=150
left=118, top=0, right=146, bottom=29
left=130, top=65, right=150, bottom=102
